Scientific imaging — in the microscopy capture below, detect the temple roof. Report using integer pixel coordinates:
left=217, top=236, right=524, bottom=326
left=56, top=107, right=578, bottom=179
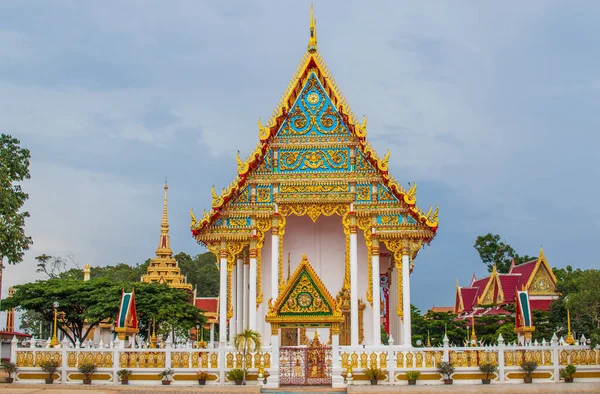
left=455, top=248, right=558, bottom=315
left=190, top=6, right=439, bottom=248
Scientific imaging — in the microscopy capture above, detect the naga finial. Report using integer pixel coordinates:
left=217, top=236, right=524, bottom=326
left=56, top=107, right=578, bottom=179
left=307, top=2, right=318, bottom=53
left=190, top=209, right=197, bottom=225
left=378, top=149, right=391, bottom=172
left=426, top=205, right=433, bottom=218
left=432, top=205, right=439, bottom=223
left=407, top=181, right=417, bottom=199
left=211, top=185, right=218, bottom=206
left=258, top=118, right=270, bottom=141
left=356, top=115, right=368, bottom=138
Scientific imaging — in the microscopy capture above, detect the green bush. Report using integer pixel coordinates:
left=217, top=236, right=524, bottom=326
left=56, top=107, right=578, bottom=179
left=159, top=368, right=175, bottom=381
left=1, top=362, right=17, bottom=377
left=520, top=361, right=538, bottom=378
left=227, top=368, right=246, bottom=381
left=437, top=361, right=455, bottom=379
left=39, top=360, right=60, bottom=378
left=77, top=363, right=97, bottom=380
left=117, top=369, right=132, bottom=380
left=560, top=364, right=577, bottom=379
left=363, top=366, right=386, bottom=380
left=406, top=370, right=421, bottom=380
left=479, top=362, right=498, bottom=380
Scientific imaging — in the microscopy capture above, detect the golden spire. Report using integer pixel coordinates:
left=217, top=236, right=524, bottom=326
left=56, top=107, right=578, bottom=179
left=566, top=309, right=575, bottom=345
left=140, top=183, right=192, bottom=292
left=470, top=316, right=477, bottom=346
left=307, top=2, right=318, bottom=53
left=427, top=330, right=431, bottom=347
left=157, top=182, right=171, bottom=256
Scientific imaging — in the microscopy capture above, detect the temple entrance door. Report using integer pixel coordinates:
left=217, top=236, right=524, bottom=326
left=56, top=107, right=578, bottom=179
left=279, top=337, right=332, bottom=386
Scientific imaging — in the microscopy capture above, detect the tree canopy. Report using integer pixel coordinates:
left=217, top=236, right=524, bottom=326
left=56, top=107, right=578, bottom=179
left=473, top=233, right=535, bottom=273
left=3, top=278, right=205, bottom=344
left=0, top=134, right=32, bottom=265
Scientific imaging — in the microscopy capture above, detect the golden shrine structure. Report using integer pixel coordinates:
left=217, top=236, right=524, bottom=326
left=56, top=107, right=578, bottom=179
left=142, top=183, right=192, bottom=292
left=190, top=5, right=438, bottom=375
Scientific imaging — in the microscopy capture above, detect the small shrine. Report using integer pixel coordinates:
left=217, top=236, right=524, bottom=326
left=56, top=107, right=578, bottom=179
left=114, top=288, right=139, bottom=347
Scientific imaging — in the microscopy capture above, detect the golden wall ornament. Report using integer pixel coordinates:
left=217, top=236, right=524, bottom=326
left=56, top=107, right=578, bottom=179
left=357, top=216, right=374, bottom=304
left=255, top=217, right=272, bottom=307
left=382, top=239, right=405, bottom=318
left=278, top=213, right=287, bottom=292
left=342, top=211, right=351, bottom=291
left=279, top=203, right=348, bottom=223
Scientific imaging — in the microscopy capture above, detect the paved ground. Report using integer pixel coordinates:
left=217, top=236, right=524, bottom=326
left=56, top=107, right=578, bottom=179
left=347, top=382, right=600, bottom=393
left=0, top=384, right=260, bottom=394
left=0, top=383, right=599, bottom=393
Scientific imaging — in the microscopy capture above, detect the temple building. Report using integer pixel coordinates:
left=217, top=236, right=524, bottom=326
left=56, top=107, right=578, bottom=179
left=142, top=183, right=192, bottom=292
left=454, top=248, right=559, bottom=318
left=190, top=5, right=439, bottom=353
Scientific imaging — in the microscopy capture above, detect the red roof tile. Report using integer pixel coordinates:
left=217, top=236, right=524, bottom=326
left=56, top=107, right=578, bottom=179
left=498, top=274, right=523, bottom=302
left=460, top=287, right=479, bottom=311
left=195, top=298, right=218, bottom=313
left=509, top=260, right=537, bottom=283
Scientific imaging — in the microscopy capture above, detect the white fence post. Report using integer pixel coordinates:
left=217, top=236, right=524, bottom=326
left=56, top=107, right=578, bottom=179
left=113, top=346, right=119, bottom=384
left=218, top=344, right=225, bottom=385
left=551, top=333, right=559, bottom=382
left=497, top=334, right=505, bottom=383
left=10, top=336, right=17, bottom=364
left=443, top=334, right=449, bottom=362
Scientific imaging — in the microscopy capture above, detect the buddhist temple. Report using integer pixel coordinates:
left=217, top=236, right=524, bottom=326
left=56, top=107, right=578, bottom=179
left=190, top=4, right=439, bottom=356
left=142, top=183, right=192, bottom=292
left=454, top=248, right=559, bottom=318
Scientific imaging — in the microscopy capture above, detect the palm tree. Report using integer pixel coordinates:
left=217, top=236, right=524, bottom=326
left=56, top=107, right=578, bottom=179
left=233, top=329, right=262, bottom=385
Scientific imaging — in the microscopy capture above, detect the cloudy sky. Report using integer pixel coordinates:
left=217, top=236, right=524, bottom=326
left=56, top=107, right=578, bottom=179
left=1, top=1, right=599, bottom=318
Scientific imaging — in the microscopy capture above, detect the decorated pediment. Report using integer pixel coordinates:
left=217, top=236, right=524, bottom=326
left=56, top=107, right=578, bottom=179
left=266, top=254, right=342, bottom=325
left=478, top=265, right=504, bottom=305
left=190, top=9, right=440, bottom=244
left=526, top=249, right=558, bottom=295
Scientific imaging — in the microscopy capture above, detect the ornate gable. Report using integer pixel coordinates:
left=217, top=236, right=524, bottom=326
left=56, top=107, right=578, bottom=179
left=190, top=7, right=439, bottom=254
left=477, top=265, right=504, bottom=305
left=266, top=255, right=343, bottom=326
left=526, top=248, right=558, bottom=295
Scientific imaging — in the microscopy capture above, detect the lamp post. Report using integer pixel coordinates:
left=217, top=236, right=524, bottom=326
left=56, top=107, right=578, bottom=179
left=50, top=301, right=59, bottom=347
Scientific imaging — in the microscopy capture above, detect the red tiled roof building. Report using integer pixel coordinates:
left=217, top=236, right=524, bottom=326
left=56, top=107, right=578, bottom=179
left=454, top=248, right=559, bottom=319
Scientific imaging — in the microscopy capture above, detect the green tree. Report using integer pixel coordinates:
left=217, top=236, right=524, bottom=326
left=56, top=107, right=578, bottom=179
left=4, top=278, right=205, bottom=344
left=413, top=305, right=468, bottom=346
left=233, top=329, right=261, bottom=384
left=473, top=233, right=534, bottom=273
left=0, top=134, right=32, bottom=265
left=19, top=310, right=51, bottom=338
left=551, top=266, right=600, bottom=346
left=175, top=252, right=219, bottom=297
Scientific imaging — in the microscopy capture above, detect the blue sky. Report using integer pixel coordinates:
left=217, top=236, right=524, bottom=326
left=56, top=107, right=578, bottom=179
left=1, top=1, right=599, bottom=315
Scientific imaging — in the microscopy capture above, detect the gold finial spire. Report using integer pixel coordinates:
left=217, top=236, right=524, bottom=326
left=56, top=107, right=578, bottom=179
left=566, top=308, right=575, bottom=345
left=307, top=2, right=318, bottom=53
left=470, top=316, right=477, bottom=346
left=162, top=182, right=169, bottom=230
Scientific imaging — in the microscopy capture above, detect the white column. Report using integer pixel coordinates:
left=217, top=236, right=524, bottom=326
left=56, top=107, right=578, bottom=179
left=402, top=253, right=411, bottom=347
left=271, top=215, right=280, bottom=301
left=231, top=262, right=237, bottom=342
left=266, top=331, right=280, bottom=388
left=350, top=210, right=359, bottom=346
left=210, top=323, right=215, bottom=348
left=249, top=247, right=258, bottom=331
left=371, top=237, right=381, bottom=346
left=236, top=257, right=244, bottom=334
left=243, top=262, right=250, bottom=330
left=218, top=248, right=228, bottom=345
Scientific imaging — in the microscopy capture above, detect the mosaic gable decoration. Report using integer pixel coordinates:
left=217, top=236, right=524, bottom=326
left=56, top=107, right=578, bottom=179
left=266, top=255, right=343, bottom=325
